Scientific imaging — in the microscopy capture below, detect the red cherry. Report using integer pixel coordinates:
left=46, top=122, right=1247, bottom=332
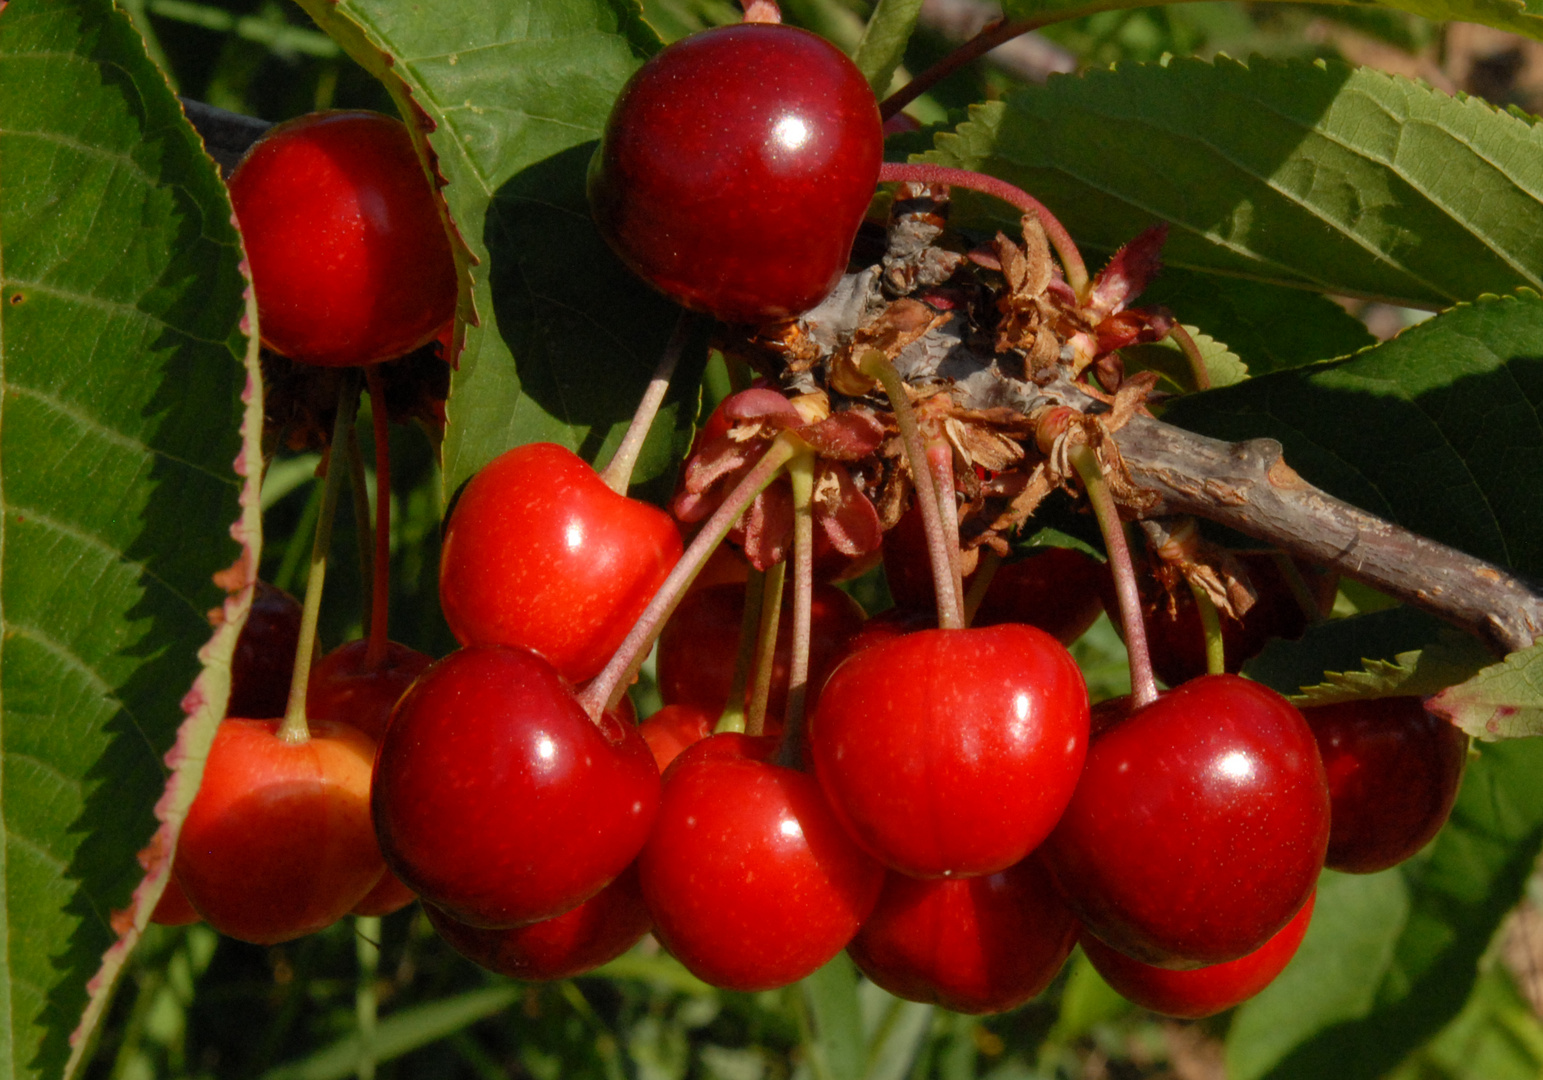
left=1302, top=697, right=1468, bottom=873
left=639, top=703, right=716, bottom=773
left=1081, top=891, right=1315, bottom=1018
left=1042, top=676, right=1329, bottom=966
left=229, top=111, right=457, bottom=367
left=638, top=734, right=883, bottom=991
left=151, top=875, right=201, bottom=927
left=439, top=443, right=682, bottom=683
left=228, top=581, right=302, bottom=719
left=371, top=646, right=659, bottom=928
left=425, top=866, right=651, bottom=980
left=351, top=867, right=417, bottom=918
left=176, top=718, right=384, bottom=944
left=307, top=638, right=432, bottom=741
left=656, top=581, right=866, bottom=721
left=973, top=548, right=1108, bottom=646
left=588, top=24, right=883, bottom=323
left=847, top=857, right=1078, bottom=1014
left=810, top=624, right=1089, bottom=878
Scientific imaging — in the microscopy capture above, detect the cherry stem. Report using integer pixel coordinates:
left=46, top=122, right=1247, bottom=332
left=741, top=0, right=781, bottom=22
left=599, top=314, right=691, bottom=495
left=878, top=16, right=1036, bottom=120
left=746, top=561, right=786, bottom=738
left=861, top=352, right=964, bottom=630
left=926, top=439, right=966, bottom=618
left=1169, top=323, right=1211, bottom=392
left=1069, top=443, right=1158, bottom=709
left=962, top=547, right=1002, bottom=626
left=343, top=420, right=374, bottom=637
left=714, top=566, right=765, bottom=736
left=878, top=161, right=1089, bottom=298
left=364, top=366, right=392, bottom=670
left=279, top=373, right=361, bottom=743
left=1188, top=579, right=1226, bottom=677
left=780, top=450, right=816, bottom=755
left=579, top=435, right=800, bottom=719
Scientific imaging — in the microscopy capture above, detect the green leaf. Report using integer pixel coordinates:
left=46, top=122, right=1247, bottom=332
left=1121, top=324, right=1246, bottom=392
left=797, top=954, right=866, bottom=1080
left=299, top=0, right=700, bottom=502
left=1227, top=736, right=1543, bottom=1080
left=1388, top=963, right=1543, bottom=1080
left=1285, top=633, right=1492, bottom=708
left=1244, top=607, right=1459, bottom=696
left=852, top=0, right=924, bottom=95
left=0, top=0, right=252, bottom=1075
left=923, top=58, right=1543, bottom=308
left=1428, top=642, right=1543, bottom=740
left=1161, top=291, right=1543, bottom=579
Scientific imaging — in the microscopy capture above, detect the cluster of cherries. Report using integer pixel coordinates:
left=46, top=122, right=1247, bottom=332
left=155, top=15, right=1474, bottom=1026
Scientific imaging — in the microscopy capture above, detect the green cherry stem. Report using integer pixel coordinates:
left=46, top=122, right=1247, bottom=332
left=877, top=161, right=1089, bottom=298
left=714, top=566, right=765, bottom=736
left=780, top=448, right=816, bottom=753
left=279, top=372, right=361, bottom=743
left=1069, top=443, right=1158, bottom=709
left=578, top=433, right=800, bottom=719
left=1168, top=323, right=1210, bottom=392
left=746, top=561, right=787, bottom=738
left=1189, top=579, right=1226, bottom=677
left=343, top=416, right=374, bottom=638
left=861, top=351, right=965, bottom=630
left=599, top=312, right=692, bottom=495
left=363, top=365, right=392, bottom=670
left=962, top=547, right=1002, bottom=626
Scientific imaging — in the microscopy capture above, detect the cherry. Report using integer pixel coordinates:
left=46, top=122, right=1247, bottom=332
left=229, top=110, right=457, bottom=367
left=1041, top=675, right=1329, bottom=967
left=175, top=718, right=384, bottom=944
left=425, top=866, right=651, bottom=981
left=371, top=645, right=659, bottom=928
left=228, top=581, right=302, bottom=720
left=150, top=876, right=201, bottom=927
left=1302, top=697, right=1468, bottom=873
left=638, top=734, right=883, bottom=991
left=439, top=443, right=682, bottom=683
left=588, top=24, right=883, bottom=323
left=810, top=624, right=1089, bottom=878
left=306, top=638, right=432, bottom=742
left=656, top=581, right=866, bottom=722
left=973, top=549, right=1108, bottom=645
left=847, top=856, right=1078, bottom=1014
left=1081, top=891, right=1315, bottom=1018
left=638, top=703, right=716, bottom=773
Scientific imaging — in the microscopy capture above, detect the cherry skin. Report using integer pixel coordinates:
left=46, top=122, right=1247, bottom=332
left=656, top=581, right=866, bottom=722
left=229, top=110, right=457, bottom=367
left=175, top=718, right=384, bottom=944
left=638, top=734, right=884, bottom=991
left=588, top=24, right=883, bottom=323
left=810, top=624, right=1089, bottom=878
left=425, top=866, right=651, bottom=980
left=1302, top=697, right=1468, bottom=873
left=639, top=703, right=716, bottom=773
left=439, top=443, right=683, bottom=683
left=1041, top=676, right=1329, bottom=967
left=307, top=638, right=432, bottom=742
left=150, top=875, right=201, bottom=927
left=973, top=549, right=1108, bottom=646
left=1081, top=891, right=1315, bottom=1018
left=847, top=856, right=1078, bottom=1014
left=371, top=645, right=659, bottom=928
left=228, top=581, right=302, bottom=720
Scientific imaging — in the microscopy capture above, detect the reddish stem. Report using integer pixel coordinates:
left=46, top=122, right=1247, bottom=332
left=364, top=366, right=392, bottom=670
left=742, top=0, right=781, bottom=22
left=878, top=161, right=1089, bottom=297
left=927, top=439, right=966, bottom=617
left=878, top=16, right=1037, bottom=120
left=746, top=562, right=786, bottom=738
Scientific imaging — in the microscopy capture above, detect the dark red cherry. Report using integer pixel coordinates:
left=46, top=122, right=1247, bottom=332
left=973, top=548, right=1108, bottom=646
left=639, top=703, right=716, bottom=773
left=307, top=638, right=432, bottom=741
left=810, top=624, right=1089, bottom=878
left=1081, top=891, right=1315, bottom=1018
left=588, top=24, right=883, bottom=323
left=638, top=734, right=883, bottom=991
left=1302, top=697, right=1468, bottom=873
left=847, top=857, right=1078, bottom=1013
left=1042, top=676, right=1329, bottom=966
left=371, top=646, right=659, bottom=928
left=426, top=866, right=651, bottom=981
left=228, top=581, right=302, bottom=719
left=151, top=876, right=201, bottom=927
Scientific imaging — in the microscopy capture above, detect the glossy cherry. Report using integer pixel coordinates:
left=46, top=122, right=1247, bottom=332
left=1081, top=891, right=1315, bottom=1018
left=638, top=734, right=884, bottom=991
left=810, top=624, right=1089, bottom=878
left=229, top=110, right=457, bottom=367
left=847, top=856, right=1078, bottom=1014
left=973, top=549, right=1108, bottom=645
left=425, top=866, right=651, bottom=981
left=588, top=24, right=883, bottom=323
left=371, top=645, right=659, bottom=928
left=1303, top=697, right=1468, bottom=873
left=228, top=581, right=302, bottom=720
left=307, top=638, right=432, bottom=742
left=1042, top=675, right=1329, bottom=966
left=439, top=442, right=683, bottom=683
left=639, top=703, right=716, bottom=773
left=175, top=718, right=384, bottom=944
left=656, top=581, right=866, bottom=721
